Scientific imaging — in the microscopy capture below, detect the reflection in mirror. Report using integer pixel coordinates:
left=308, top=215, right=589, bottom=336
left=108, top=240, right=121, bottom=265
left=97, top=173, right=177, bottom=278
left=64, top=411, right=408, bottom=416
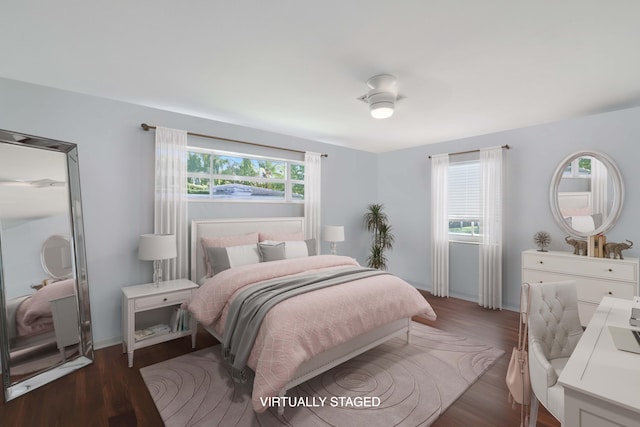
left=0, top=129, right=93, bottom=401
left=550, top=151, right=624, bottom=238
left=41, top=235, right=73, bottom=280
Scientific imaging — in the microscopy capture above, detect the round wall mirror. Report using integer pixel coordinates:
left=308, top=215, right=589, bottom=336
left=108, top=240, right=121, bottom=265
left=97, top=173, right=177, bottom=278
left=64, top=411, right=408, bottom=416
left=41, top=234, right=73, bottom=279
left=549, top=150, right=624, bottom=238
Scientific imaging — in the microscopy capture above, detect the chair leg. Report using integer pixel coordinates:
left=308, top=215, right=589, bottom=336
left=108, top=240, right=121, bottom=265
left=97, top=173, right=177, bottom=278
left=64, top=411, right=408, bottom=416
left=529, top=394, right=539, bottom=427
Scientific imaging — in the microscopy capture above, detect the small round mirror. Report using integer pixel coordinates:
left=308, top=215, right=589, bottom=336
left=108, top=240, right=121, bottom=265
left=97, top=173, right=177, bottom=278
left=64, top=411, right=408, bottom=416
left=41, top=234, right=73, bottom=279
left=549, top=150, right=624, bottom=238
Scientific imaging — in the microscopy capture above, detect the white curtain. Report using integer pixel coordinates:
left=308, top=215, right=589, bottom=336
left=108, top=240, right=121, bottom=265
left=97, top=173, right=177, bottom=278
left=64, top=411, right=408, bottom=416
left=591, top=158, right=608, bottom=222
left=479, top=146, right=503, bottom=309
left=304, top=152, right=322, bottom=254
left=430, top=154, right=449, bottom=297
left=154, top=126, right=189, bottom=280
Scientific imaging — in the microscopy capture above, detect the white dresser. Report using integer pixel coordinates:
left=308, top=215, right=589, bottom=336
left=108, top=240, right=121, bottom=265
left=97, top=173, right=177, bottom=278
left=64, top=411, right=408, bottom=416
left=521, top=249, right=639, bottom=326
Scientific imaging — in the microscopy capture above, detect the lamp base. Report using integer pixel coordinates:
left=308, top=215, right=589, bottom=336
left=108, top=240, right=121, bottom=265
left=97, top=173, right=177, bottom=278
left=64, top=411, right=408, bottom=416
left=330, top=242, right=337, bottom=256
left=153, top=260, right=163, bottom=287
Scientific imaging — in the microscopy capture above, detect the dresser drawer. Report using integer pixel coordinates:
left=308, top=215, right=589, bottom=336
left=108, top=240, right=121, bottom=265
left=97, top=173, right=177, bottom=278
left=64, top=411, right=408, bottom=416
left=579, top=280, right=634, bottom=303
left=134, top=290, right=192, bottom=310
left=522, top=270, right=635, bottom=303
left=523, top=253, right=637, bottom=282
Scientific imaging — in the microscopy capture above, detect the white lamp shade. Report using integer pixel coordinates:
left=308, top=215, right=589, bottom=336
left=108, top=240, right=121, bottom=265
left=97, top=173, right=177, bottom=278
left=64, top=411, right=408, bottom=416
left=322, top=226, right=345, bottom=243
left=138, top=234, right=177, bottom=261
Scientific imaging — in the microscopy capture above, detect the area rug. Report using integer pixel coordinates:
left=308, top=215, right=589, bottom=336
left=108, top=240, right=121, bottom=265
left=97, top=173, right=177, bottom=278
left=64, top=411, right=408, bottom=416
left=140, top=323, right=503, bottom=427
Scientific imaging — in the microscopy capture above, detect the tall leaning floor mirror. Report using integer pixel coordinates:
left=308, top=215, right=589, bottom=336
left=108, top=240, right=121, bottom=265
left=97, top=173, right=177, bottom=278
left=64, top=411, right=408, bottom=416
left=0, top=129, right=93, bottom=401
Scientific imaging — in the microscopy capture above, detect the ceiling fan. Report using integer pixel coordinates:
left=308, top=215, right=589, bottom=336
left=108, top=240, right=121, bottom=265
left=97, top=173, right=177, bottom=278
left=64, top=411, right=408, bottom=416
left=357, top=74, right=405, bottom=119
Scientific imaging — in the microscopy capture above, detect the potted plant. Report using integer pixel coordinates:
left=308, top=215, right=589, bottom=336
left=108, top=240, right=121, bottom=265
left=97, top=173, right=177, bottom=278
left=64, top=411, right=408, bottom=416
left=364, top=203, right=395, bottom=270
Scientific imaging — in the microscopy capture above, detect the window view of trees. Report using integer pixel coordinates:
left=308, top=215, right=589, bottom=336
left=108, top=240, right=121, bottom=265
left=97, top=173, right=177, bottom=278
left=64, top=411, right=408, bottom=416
left=563, top=156, right=592, bottom=177
left=187, top=149, right=304, bottom=202
left=448, top=220, right=480, bottom=236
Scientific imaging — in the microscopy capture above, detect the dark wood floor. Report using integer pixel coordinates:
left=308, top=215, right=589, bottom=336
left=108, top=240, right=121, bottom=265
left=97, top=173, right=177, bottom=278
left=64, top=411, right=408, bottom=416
left=0, top=293, right=560, bottom=427
left=415, top=292, right=559, bottom=427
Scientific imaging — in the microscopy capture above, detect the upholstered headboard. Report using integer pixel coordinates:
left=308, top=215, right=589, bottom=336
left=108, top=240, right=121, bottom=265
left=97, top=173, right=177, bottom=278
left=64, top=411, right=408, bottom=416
left=558, top=191, right=591, bottom=217
left=558, top=191, right=604, bottom=232
left=190, top=217, right=305, bottom=282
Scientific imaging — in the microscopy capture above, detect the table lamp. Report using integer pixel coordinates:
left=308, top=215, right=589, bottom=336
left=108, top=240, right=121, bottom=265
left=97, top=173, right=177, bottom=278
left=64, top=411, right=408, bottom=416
left=138, top=234, right=177, bottom=286
left=323, top=225, right=345, bottom=255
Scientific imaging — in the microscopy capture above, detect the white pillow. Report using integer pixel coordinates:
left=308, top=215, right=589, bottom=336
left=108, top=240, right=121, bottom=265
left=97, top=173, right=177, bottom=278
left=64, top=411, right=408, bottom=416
left=206, top=244, right=260, bottom=276
left=283, top=241, right=311, bottom=259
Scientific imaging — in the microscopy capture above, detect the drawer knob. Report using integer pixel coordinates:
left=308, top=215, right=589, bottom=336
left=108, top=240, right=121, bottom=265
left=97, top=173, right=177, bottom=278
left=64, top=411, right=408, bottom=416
left=608, top=268, right=613, bottom=272
left=163, top=297, right=168, bottom=302
left=539, top=261, right=543, bottom=264
left=608, top=291, right=613, bottom=295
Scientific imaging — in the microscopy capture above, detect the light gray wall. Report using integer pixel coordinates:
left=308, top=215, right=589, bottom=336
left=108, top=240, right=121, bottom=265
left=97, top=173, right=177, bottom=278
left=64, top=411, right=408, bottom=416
left=1, top=214, right=71, bottom=299
left=2, top=75, right=639, bottom=343
left=0, top=77, right=378, bottom=345
left=378, top=106, right=640, bottom=311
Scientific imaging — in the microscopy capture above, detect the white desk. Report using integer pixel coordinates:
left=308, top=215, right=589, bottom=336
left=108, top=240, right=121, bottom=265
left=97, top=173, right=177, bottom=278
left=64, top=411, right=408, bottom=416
left=559, top=297, right=640, bottom=427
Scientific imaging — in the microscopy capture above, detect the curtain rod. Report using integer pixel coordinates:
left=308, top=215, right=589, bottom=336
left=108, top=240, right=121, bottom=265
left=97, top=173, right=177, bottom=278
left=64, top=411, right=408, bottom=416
left=427, top=144, right=510, bottom=159
left=140, top=123, right=328, bottom=157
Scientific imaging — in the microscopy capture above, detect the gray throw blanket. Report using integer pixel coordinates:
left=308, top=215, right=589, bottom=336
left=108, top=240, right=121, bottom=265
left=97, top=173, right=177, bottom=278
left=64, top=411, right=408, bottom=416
left=223, top=266, right=388, bottom=383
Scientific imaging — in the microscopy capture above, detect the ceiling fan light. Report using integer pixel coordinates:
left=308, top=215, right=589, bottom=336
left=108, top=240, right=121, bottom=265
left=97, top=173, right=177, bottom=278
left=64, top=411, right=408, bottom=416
left=358, top=74, right=401, bottom=119
left=370, top=103, right=394, bottom=119
left=367, top=90, right=395, bottom=119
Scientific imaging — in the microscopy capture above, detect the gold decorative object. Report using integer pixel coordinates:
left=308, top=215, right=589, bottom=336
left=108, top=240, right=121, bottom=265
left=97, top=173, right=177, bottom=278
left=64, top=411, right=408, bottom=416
left=602, top=240, right=633, bottom=260
left=533, top=231, right=551, bottom=252
left=565, top=236, right=588, bottom=256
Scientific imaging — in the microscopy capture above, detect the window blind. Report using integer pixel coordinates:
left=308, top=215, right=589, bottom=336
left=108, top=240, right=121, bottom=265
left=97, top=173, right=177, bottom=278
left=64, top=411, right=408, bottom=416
left=448, top=161, right=480, bottom=219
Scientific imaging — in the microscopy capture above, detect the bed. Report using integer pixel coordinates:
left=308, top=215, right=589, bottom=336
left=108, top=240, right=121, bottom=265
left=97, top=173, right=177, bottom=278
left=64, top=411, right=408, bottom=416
left=186, top=217, right=437, bottom=413
left=5, top=278, right=78, bottom=368
left=558, top=191, right=602, bottom=232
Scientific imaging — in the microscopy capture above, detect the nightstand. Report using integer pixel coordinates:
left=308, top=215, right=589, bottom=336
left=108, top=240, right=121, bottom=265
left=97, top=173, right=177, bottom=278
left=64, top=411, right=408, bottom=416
left=122, top=278, right=198, bottom=367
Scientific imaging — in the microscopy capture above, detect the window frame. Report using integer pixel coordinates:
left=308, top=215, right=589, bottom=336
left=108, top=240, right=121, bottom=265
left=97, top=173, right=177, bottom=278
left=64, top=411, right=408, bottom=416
left=186, top=147, right=305, bottom=203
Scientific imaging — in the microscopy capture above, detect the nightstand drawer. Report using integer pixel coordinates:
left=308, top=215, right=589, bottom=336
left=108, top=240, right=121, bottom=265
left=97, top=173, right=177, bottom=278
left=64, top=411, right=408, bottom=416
left=134, top=290, right=191, bottom=310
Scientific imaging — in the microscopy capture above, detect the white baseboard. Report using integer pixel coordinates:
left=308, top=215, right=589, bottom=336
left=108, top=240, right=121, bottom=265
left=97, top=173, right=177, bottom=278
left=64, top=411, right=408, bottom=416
left=94, top=336, right=122, bottom=350
left=406, top=280, right=519, bottom=313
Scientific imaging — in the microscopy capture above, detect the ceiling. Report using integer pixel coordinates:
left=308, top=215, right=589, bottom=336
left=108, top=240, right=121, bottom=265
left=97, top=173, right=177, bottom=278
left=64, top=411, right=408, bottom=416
left=2, top=1, right=640, bottom=153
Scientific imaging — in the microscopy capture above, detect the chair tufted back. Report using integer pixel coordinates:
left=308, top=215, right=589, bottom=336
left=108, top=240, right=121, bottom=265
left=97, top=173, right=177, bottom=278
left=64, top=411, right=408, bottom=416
left=527, top=281, right=583, bottom=360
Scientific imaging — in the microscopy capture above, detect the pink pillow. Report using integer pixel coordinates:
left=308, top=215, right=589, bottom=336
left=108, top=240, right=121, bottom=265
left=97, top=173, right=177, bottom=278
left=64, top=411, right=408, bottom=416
left=258, top=231, right=304, bottom=242
left=201, top=232, right=259, bottom=276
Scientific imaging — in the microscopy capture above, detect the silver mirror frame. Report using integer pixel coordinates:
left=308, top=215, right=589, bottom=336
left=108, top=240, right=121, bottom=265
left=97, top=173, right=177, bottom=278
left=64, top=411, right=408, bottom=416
left=0, top=130, right=93, bottom=401
left=549, top=150, right=625, bottom=238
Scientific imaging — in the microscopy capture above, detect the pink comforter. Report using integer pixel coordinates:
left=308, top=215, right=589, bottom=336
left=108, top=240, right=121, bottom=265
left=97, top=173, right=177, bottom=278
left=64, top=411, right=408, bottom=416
left=16, top=278, right=76, bottom=338
left=186, top=255, right=437, bottom=412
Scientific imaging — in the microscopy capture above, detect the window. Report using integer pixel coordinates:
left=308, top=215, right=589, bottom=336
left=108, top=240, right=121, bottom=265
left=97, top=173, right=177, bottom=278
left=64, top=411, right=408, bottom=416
left=448, top=160, right=480, bottom=241
left=187, top=148, right=304, bottom=202
left=563, top=156, right=592, bottom=178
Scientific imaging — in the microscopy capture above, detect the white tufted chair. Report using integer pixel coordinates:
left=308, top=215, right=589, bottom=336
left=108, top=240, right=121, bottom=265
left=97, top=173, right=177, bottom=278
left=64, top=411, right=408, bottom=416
left=526, top=281, right=583, bottom=426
